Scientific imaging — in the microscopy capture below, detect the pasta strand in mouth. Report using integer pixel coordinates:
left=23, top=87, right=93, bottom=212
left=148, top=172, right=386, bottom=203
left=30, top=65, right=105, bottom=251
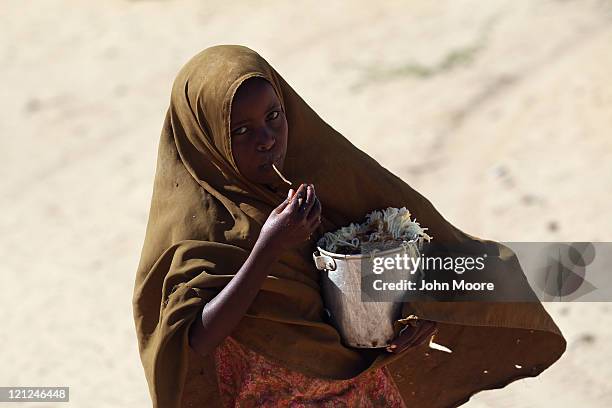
left=272, top=163, right=292, bottom=186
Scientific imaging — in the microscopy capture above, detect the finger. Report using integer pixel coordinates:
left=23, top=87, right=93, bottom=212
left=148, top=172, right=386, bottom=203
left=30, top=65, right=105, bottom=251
left=275, top=197, right=290, bottom=213
left=285, top=183, right=306, bottom=214
left=386, top=332, right=410, bottom=352
left=387, top=323, right=423, bottom=351
left=399, top=324, right=436, bottom=353
left=306, top=196, right=322, bottom=224
left=387, top=322, right=437, bottom=353
left=411, top=322, right=437, bottom=347
left=299, top=184, right=316, bottom=217
left=388, top=326, right=418, bottom=351
left=386, top=337, right=413, bottom=353
left=275, top=189, right=294, bottom=213
left=406, top=322, right=436, bottom=348
left=307, top=201, right=322, bottom=230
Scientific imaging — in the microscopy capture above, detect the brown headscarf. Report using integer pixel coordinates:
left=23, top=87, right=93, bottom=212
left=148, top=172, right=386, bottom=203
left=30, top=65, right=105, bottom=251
left=132, top=44, right=566, bottom=408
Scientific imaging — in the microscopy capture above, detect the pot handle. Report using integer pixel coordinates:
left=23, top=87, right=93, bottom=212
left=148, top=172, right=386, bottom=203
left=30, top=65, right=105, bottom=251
left=312, top=251, right=337, bottom=271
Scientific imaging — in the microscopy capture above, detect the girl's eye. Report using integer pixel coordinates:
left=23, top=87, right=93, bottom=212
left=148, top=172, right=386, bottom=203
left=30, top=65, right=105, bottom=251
left=233, top=126, right=248, bottom=136
left=267, top=111, right=280, bottom=120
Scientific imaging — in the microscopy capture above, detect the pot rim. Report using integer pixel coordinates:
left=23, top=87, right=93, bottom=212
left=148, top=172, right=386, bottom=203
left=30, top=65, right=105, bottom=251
left=315, top=238, right=422, bottom=260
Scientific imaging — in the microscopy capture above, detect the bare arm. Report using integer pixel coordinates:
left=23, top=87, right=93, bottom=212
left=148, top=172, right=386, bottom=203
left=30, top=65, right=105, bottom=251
left=188, top=183, right=322, bottom=357
left=188, top=238, right=282, bottom=357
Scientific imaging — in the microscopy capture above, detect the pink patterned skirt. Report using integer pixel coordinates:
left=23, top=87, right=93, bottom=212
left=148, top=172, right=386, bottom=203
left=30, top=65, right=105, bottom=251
left=213, top=335, right=407, bottom=408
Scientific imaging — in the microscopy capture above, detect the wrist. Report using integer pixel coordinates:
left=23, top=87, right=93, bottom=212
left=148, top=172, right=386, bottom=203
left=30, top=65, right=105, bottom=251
left=252, top=236, right=284, bottom=263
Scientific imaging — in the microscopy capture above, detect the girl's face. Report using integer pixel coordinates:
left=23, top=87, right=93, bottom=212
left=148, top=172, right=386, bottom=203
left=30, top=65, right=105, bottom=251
left=230, top=77, right=288, bottom=189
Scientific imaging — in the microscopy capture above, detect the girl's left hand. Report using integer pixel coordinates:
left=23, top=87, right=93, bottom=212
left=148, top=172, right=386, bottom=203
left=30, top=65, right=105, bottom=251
left=385, top=320, right=438, bottom=354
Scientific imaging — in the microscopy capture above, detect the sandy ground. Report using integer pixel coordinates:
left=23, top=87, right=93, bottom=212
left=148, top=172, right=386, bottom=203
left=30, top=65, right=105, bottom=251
left=1, top=0, right=611, bottom=406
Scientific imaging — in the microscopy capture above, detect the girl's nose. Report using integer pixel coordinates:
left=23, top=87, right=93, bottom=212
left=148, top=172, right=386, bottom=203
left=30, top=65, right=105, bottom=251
left=255, top=128, right=275, bottom=152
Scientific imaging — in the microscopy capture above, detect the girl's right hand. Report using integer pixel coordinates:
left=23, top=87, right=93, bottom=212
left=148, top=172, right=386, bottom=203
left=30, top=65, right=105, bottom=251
left=259, top=183, right=322, bottom=252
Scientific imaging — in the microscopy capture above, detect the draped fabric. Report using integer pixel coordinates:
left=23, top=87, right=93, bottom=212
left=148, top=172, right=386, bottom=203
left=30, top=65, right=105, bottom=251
left=132, top=44, right=565, bottom=408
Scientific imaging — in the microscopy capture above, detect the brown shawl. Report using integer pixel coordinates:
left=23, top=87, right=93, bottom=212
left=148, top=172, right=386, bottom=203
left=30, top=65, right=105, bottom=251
left=132, top=44, right=565, bottom=408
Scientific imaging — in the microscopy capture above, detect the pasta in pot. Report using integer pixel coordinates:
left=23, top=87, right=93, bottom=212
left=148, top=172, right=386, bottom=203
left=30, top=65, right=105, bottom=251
left=316, top=207, right=432, bottom=255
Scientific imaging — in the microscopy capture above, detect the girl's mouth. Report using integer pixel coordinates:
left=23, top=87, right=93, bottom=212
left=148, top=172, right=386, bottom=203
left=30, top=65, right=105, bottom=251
left=259, top=157, right=292, bottom=186
left=259, top=156, right=279, bottom=170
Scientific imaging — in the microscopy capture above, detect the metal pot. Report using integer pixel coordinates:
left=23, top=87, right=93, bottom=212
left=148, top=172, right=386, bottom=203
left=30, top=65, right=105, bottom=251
left=313, top=239, right=423, bottom=348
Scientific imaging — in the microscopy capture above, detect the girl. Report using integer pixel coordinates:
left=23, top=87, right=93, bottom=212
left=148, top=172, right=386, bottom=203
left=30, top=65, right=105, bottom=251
left=133, top=45, right=565, bottom=408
